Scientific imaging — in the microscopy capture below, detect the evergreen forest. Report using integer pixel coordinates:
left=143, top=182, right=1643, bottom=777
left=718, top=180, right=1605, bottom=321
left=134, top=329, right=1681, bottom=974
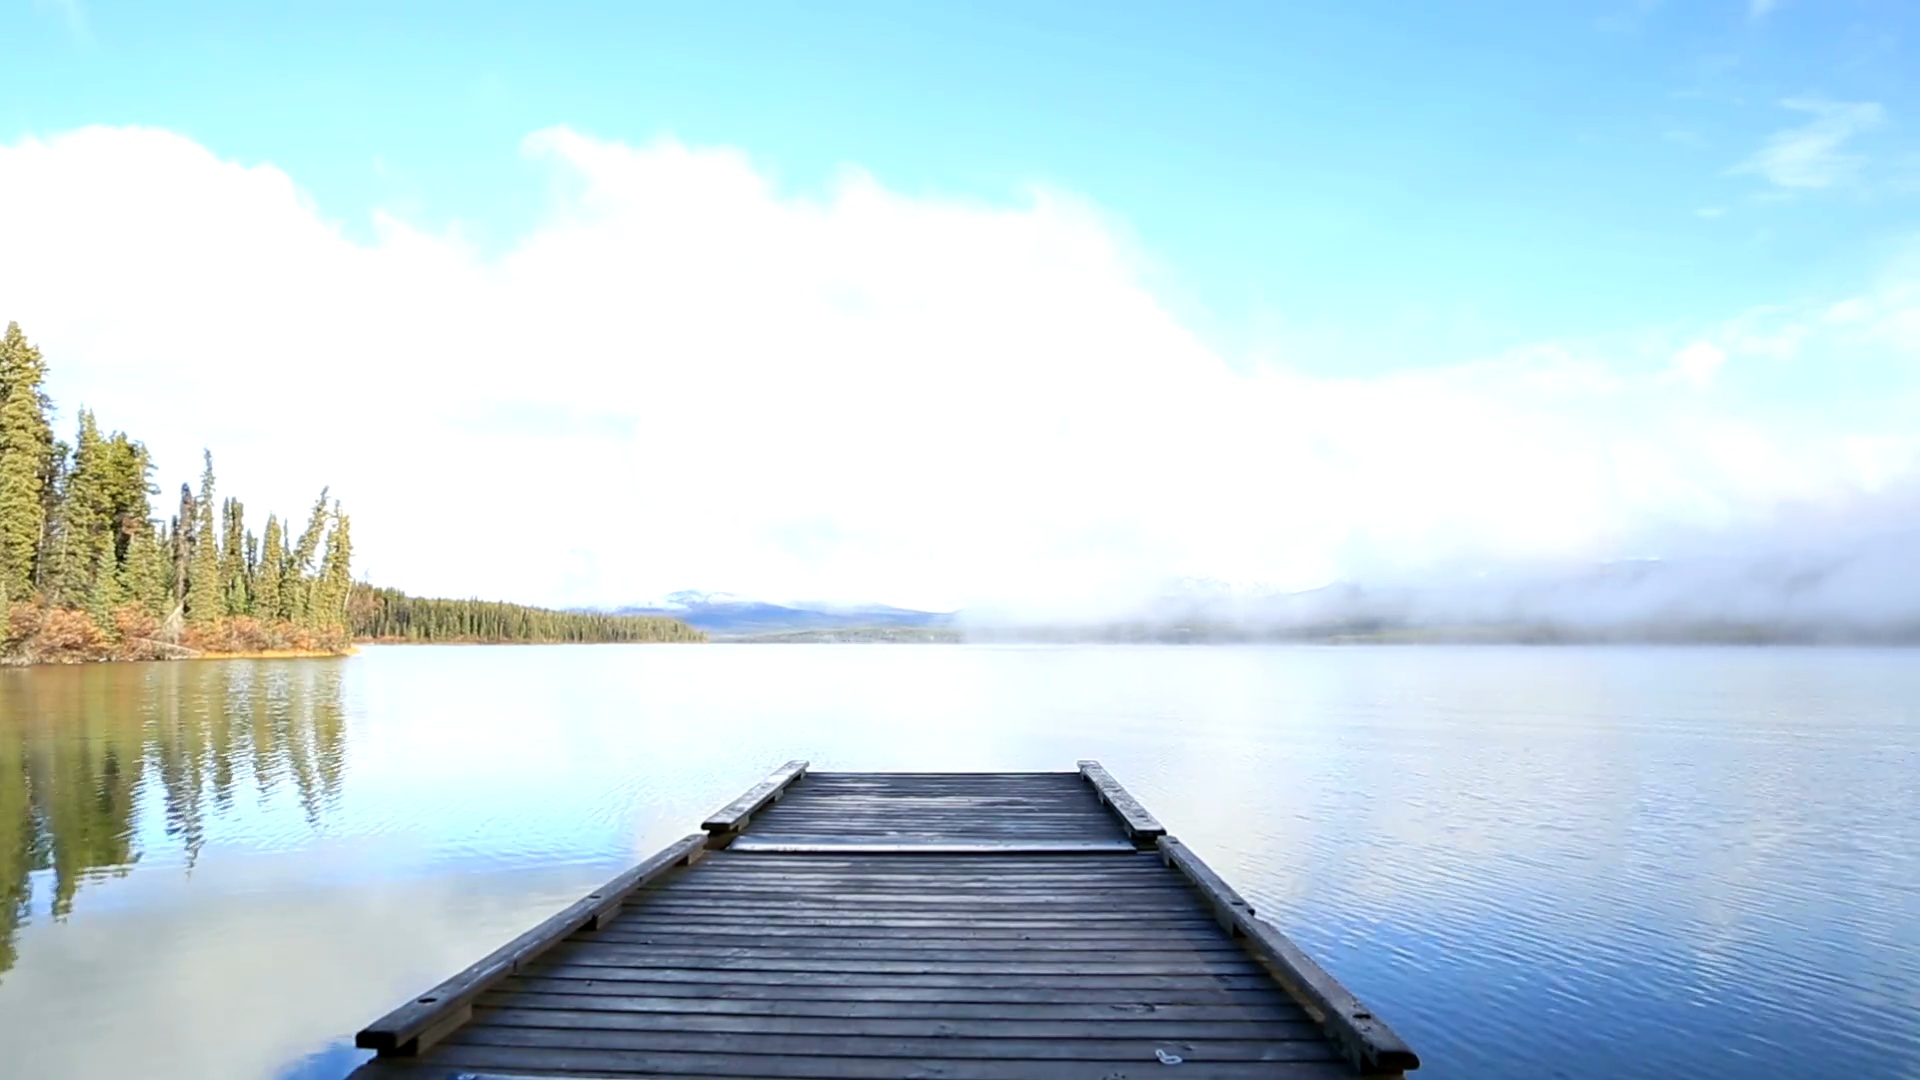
left=349, top=589, right=704, bottom=644
left=0, top=322, right=699, bottom=662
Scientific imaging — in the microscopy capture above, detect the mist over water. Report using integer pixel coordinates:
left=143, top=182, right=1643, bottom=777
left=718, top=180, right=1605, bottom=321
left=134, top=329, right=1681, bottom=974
left=964, top=485, right=1920, bottom=642
left=1, top=645, right=1916, bottom=1079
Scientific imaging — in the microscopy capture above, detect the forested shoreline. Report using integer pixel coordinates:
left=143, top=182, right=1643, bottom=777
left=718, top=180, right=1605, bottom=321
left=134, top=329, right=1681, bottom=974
left=349, top=589, right=704, bottom=644
left=0, top=322, right=699, bottom=664
left=1, top=323, right=358, bottom=663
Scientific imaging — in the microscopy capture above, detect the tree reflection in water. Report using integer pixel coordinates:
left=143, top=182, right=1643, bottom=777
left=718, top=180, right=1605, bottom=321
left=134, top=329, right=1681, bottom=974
left=0, top=660, right=347, bottom=974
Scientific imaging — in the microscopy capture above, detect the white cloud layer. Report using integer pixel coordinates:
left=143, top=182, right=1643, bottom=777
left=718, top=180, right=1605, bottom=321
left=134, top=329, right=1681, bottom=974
left=1665, top=341, right=1727, bottom=389
left=1734, top=98, right=1885, bottom=190
left=1, top=126, right=1916, bottom=613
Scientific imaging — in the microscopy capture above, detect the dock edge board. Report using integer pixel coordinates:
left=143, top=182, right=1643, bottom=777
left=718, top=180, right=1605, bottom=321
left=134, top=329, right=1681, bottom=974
left=700, top=758, right=810, bottom=839
left=1077, top=759, right=1168, bottom=847
left=1158, top=835, right=1420, bottom=1075
left=1075, top=762, right=1417, bottom=1075
left=354, top=833, right=708, bottom=1057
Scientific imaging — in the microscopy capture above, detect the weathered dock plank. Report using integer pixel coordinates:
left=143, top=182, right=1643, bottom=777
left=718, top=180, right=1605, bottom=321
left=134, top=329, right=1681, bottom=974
left=731, top=769, right=1118, bottom=847
left=1078, top=759, right=1168, bottom=847
left=1159, top=838, right=1419, bottom=1074
left=398, top=1049, right=1355, bottom=1079
left=701, top=759, right=809, bottom=837
left=353, top=764, right=1418, bottom=1078
left=468, top=1006, right=1324, bottom=1040
left=726, top=838, right=1138, bottom=853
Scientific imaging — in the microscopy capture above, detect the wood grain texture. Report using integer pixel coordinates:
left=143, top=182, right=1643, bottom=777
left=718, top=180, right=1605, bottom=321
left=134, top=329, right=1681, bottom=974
left=1078, top=759, right=1168, bottom=847
left=351, top=769, right=1419, bottom=1079
left=700, top=760, right=809, bottom=834
left=498, top=974, right=1305, bottom=1006
left=382, top=1045, right=1357, bottom=1079
left=724, top=838, right=1139, bottom=854
left=474, top=991, right=1313, bottom=1024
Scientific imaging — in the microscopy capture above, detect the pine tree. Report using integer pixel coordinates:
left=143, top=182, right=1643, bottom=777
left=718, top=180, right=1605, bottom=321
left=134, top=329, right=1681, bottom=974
left=220, top=497, right=248, bottom=616
left=243, top=528, right=259, bottom=606
left=288, top=488, right=329, bottom=626
left=119, top=524, right=169, bottom=617
left=255, top=515, right=285, bottom=621
left=315, top=505, right=353, bottom=630
left=102, top=436, right=155, bottom=565
left=185, top=452, right=222, bottom=627
left=0, top=323, right=54, bottom=604
left=158, top=521, right=176, bottom=605
left=48, top=410, right=113, bottom=611
left=169, top=484, right=192, bottom=615
left=36, top=437, right=69, bottom=596
left=87, top=543, right=124, bottom=629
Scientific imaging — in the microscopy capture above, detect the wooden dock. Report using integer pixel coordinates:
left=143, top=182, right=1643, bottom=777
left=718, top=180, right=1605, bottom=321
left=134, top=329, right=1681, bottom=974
left=351, top=763, right=1419, bottom=1079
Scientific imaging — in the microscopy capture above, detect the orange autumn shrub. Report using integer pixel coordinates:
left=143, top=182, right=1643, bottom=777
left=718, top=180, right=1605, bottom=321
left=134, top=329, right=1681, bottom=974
left=31, top=607, right=111, bottom=663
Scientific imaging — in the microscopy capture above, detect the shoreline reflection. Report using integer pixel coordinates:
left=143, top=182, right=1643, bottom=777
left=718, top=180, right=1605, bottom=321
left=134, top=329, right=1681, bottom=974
left=1, top=660, right=348, bottom=974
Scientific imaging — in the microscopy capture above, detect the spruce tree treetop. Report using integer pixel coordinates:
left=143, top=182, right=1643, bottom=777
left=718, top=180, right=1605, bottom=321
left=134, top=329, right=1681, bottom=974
left=0, top=322, right=49, bottom=402
left=185, top=451, right=223, bottom=627
left=0, top=323, right=54, bottom=603
left=256, top=513, right=285, bottom=621
left=49, top=410, right=112, bottom=609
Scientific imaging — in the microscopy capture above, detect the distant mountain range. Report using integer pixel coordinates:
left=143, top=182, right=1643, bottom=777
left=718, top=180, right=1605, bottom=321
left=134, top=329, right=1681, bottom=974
left=611, top=591, right=955, bottom=639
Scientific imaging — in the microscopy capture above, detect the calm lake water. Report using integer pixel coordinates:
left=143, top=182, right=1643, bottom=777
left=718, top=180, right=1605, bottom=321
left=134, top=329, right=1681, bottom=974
left=0, top=644, right=1916, bottom=1079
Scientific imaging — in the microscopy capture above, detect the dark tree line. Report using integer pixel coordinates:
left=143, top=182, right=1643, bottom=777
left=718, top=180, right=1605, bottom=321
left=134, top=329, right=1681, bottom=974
left=350, top=588, right=705, bottom=644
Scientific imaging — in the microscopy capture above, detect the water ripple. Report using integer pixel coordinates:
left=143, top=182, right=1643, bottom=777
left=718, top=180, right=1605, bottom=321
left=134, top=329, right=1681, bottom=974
left=1, top=644, right=1916, bottom=1080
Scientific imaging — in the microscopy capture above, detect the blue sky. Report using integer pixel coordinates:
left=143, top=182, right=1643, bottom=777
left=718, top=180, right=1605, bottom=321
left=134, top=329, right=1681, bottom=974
left=11, top=0, right=1916, bottom=369
left=2, top=1, right=1917, bottom=609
